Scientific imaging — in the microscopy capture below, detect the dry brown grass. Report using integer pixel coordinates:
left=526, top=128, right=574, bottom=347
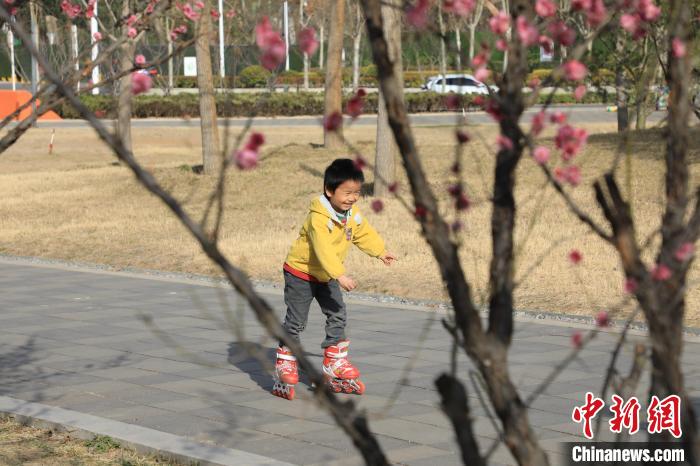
left=1, top=120, right=700, bottom=325
left=0, top=416, right=177, bottom=465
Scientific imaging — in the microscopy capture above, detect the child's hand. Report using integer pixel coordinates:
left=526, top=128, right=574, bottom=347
left=379, top=252, right=397, bottom=266
left=337, top=274, right=357, bottom=291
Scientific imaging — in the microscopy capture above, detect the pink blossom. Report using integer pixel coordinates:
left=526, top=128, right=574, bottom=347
left=569, top=249, right=583, bottom=264
left=548, top=21, right=576, bottom=46
left=443, top=0, right=475, bottom=17
left=234, top=148, right=258, bottom=170
left=497, top=135, right=514, bottom=151
left=131, top=72, right=152, bottom=95
left=323, top=111, right=343, bottom=131
left=624, top=278, right=638, bottom=294
left=489, top=11, right=510, bottom=36
left=471, top=52, right=487, bottom=68
left=474, top=67, right=490, bottom=82
left=533, top=146, right=550, bottom=164
left=550, top=111, right=567, bottom=124
left=563, top=60, right=587, bottom=81
left=585, top=0, right=607, bottom=27
left=555, top=124, right=588, bottom=159
left=346, top=89, right=366, bottom=119
left=620, top=14, right=641, bottom=34
left=226, top=9, right=236, bottom=19
left=529, top=77, right=542, bottom=88
left=126, top=14, right=138, bottom=27
left=85, top=0, right=96, bottom=18
left=145, top=2, right=155, bottom=14
left=211, top=8, right=221, bottom=19
left=554, top=165, right=582, bottom=187
left=60, top=0, right=81, bottom=19
left=182, top=3, right=201, bottom=21
left=637, top=0, right=661, bottom=22
left=354, top=156, right=367, bottom=170
left=651, top=263, right=671, bottom=281
left=445, top=94, right=462, bottom=110
left=194, top=1, right=205, bottom=9
left=456, top=193, right=470, bottom=210
left=256, top=17, right=286, bottom=70
left=135, top=54, right=146, bottom=66
left=93, top=32, right=102, bottom=41
left=128, top=27, right=138, bottom=39
left=535, top=0, right=557, bottom=17
left=574, top=84, right=587, bottom=101
left=496, top=38, right=508, bottom=51
left=246, top=132, right=265, bottom=151
left=672, top=38, right=686, bottom=58
left=571, top=0, right=592, bottom=10
left=595, top=310, right=610, bottom=328
left=406, top=0, right=431, bottom=30
left=571, top=330, right=583, bottom=348
left=674, top=242, right=694, bottom=262
left=539, top=35, right=554, bottom=54
left=456, top=130, right=470, bottom=144
left=531, top=111, right=546, bottom=135
left=371, top=199, right=384, bottom=213
left=298, top=27, right=319, bottom=56
left=516, top=16, right=538, bottom=47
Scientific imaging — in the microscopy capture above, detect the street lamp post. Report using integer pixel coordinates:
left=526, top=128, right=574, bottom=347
left=218, top=0, right=225, bottom=79
left=90, top=1, right=99, bottom=95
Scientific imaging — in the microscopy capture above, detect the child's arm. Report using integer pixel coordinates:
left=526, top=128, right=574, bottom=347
left=352, top=210, right=396, bottom=265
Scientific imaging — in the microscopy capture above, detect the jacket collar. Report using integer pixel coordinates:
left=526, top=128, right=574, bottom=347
left=318, top=195, right=352, bottom=225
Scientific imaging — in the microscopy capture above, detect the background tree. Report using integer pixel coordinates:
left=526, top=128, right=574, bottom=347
left=196, top=0, right=222, bottom=174
left=323, top=0, right=344, bottom=149
left=373, top=0, right=401, bottom=198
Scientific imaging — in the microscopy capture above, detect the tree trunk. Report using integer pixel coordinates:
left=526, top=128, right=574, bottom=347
left=196, top=0, right=221, bottom=174
left=117, top=0, right=135, bottom=154
left=324, top=0, right=345, bottom=149
left=615, top=36, right=629, bottom=132
left=438, top=4, right=446, bottom=93
left=374, top=0, right=402, bottom=197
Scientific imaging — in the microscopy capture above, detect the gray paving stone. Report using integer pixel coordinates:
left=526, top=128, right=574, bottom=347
left=3, top=260, right=700, bottom=466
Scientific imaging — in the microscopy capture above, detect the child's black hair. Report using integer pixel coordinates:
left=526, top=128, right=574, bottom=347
left=323, top=158, right=365, bottom=193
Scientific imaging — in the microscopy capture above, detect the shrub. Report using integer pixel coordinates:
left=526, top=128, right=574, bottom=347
left=239, top=65, right=271, bottom=88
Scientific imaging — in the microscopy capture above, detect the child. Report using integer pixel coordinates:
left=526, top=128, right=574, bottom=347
left=272, top=158, right=396, bottom=400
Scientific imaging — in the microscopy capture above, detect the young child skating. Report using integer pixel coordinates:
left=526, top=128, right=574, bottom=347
left=272, top=158, right=396, bottom=400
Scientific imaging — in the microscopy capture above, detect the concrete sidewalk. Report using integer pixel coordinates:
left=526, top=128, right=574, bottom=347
left=1, top=258, right=699, bottom=465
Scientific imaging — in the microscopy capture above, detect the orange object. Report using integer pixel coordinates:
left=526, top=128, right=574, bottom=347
left=0, top=90, right=62, bottom=121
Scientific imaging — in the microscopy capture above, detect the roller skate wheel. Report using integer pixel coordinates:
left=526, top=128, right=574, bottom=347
left=356, top=380, right=365, bottom=395
left=272, top=381, right=295, bottom=400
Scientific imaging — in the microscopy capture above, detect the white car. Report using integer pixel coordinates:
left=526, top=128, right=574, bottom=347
left=421, top=74, right=494, bottom=95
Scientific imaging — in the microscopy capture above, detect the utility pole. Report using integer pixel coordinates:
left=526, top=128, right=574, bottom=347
left=218, top=0, right=225, bottom=78
left=91, top=0, right=100, bottom=94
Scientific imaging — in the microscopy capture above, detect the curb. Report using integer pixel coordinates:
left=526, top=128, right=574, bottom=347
left=0, top=396, right=294, bottom=466
left=2, top=253, right=699, bottom=341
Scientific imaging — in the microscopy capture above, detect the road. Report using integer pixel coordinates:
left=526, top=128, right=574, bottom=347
left=26, top=105, right=665, bottom=129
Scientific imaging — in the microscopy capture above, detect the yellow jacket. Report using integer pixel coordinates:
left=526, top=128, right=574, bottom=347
left=285, top=195, right=386, bottom=282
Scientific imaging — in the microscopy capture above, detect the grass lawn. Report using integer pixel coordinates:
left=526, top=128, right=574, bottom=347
left=1, top=119, right=700, bottom=325
left=0, top=416, right=178, bottom=465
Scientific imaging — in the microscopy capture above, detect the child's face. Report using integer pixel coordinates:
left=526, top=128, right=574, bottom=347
left=325, top=179, right=362, bottom=212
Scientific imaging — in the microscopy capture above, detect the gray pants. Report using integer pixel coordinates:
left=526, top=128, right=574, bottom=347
left=281, top=270, right=347, bottom=348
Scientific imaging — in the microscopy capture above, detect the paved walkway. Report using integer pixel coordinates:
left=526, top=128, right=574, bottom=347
left=1, top=258, right=699, bottom=465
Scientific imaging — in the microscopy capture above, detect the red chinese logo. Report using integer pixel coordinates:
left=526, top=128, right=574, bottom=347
left=572, top=393, right=682, bottom=438
left=572, top=392, right=605, bottom=439
left=647, top=395, right=682, bottom=438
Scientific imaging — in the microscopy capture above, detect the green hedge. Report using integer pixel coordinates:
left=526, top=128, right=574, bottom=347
left=56, top=90, right=613, bottom=119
